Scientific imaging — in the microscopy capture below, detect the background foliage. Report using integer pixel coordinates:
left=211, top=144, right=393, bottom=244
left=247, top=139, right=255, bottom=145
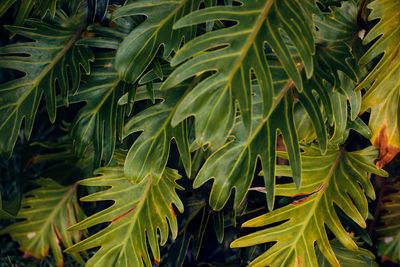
left=0, top=0, right=399, bottom=266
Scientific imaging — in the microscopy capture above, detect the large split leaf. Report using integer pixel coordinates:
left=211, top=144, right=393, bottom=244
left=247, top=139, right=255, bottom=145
left=313, top=0, right=358, bottom=88
left=309, top=0, right=361, bottom=145
left=193, top=84, right=301, bottom=211
left=66, top=167, right=184, bottom=267
left=0, top=19, right=93, bottom=157
left=356, top=0, right=400, bottom=168
left=0, top=178, right=85, bottom=267
left=113, top=0, right=214, bottom=83
left=122, top=84, right=191, bottom=183
left=161, top=0, right=317, bottom=148
left=376, top=182, right=400, bottom=263
left=70, top=52, right=131, bottom=166
left=231, top=145, right=387, bottom=267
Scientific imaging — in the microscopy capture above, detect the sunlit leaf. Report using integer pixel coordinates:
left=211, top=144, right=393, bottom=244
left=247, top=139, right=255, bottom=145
left=231, top=146, right=387, bottom=267
left=356, top=0, right=400, bottom=168
left=66, top=167, right=184, bottom=267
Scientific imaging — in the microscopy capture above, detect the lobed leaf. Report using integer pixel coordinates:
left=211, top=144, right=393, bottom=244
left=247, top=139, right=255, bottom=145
left=0, top=178, right=85, bottom=267
left=356, top=0, right=400, bottom=168
left=70, top=53, right=131, bottom=166
left=113, top=0, right=215, bottom=83
left=66, top=167, right=184, bottom=267
left=0, top=19, right=93, bottom=158
left=161, top=0, right=317, bottom=148
left=231, top=145, right=387, bottom=267
left=123, top=84, right=191, bottom=183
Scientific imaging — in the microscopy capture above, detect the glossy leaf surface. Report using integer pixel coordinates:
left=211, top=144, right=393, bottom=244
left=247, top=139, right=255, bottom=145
left=0, top=19, right=93, bottom=157
left=356, top=0, right=400, bottom=168
left=162, top=0, right=317, bottom=148
left=0, top=178, right=85, bottom=266
left=231, top=146, right=387, bottom=267
left=66, top=167, right=184, bottom=267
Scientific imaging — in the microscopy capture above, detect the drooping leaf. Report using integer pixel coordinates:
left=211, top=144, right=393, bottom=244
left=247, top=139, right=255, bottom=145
left=66, top=167, right=184, bottom=267
left=0, top=19, right=93, bottom=158
left=356, top=0, right=400, bottom=168
left=70, top=52, right=131, bottom=166
left=193, top=83, right=301, bottom=211
left=313, top=0, right=358, bottom=87
left=113, top=0, right=215, bottom=83
left=0, top=178, right=85, bottom=267
left=161, top=0, right=317, bottom=148
left=316, top=238, right=378, bottom=267
left=311, top=0, right=361, bottom=145
left=376, top=182, right=400, bottom=263
left=231, top=145, right=387, bottom=267
left=122, top=84, right=191, bottom=183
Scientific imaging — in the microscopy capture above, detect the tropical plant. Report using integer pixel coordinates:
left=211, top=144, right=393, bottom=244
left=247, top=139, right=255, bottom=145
left=0, top=0, right=399, bottom=266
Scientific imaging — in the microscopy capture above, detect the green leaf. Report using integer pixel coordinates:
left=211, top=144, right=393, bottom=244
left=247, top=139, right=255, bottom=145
left=313, top=0, right=358, bottom=86
left=123, top=84, right=191, bottom=183
left=193, top=84, right=301, bottom=211
left=0, top=19, right=93, bottom=158
left=70, top=52, right=131, bottom=166
left=376, top=182, right=400, bottom=263
left=66, top=167, right=184, bottom=267
left=162, top=0, right=317, bottom=148
left=356, top=0, right=400, bottom=168
left=113, top=0, right=214, bottom=83
left=231, top=146, right=387, bottom=267
left=316, top=238, right=378, bottom=267
left=0, top=178, right=85, bottom=266
left=0, top=0, right=59, bottom=27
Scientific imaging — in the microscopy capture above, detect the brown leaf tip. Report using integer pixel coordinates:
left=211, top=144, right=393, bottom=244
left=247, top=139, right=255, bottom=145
left=372, top=126, right=400, bottom=169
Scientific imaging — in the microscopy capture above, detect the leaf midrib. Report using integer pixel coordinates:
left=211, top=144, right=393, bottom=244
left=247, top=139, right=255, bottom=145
left=0, top=29, right=81, bottom=131
left=279, top=149, right=344, bottom=266
left=25, top=183, right=77, bottom=253
left=116, top=178, right=152, bottom=264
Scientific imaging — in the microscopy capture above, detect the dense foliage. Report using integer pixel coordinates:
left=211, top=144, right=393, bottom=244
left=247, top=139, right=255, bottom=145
left=0, top=0, right=399, bottom=266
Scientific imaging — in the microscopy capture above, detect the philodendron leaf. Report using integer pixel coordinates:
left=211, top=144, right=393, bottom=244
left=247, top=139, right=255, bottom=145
left=122, top=84, right=191, bottom=183
left=356, top=0, right=400, bottom=168
left=316, top=239, right=378, bottom=267
left=0, top=19, right=93, bottom=158
left=66, top=167, right=184, bottom=267
left=376, top=182, right=400, bottom=263
left=113, top=0, right=215, bottom=84
left=162, top=0, right=317, bottom=149
left=231, top=146, right=387, bottom=267
left=193, top=84, right=301, bottom=211
left=0, top=178, right=85, bottom=267
left=70, top=52, right=131, bottom=166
